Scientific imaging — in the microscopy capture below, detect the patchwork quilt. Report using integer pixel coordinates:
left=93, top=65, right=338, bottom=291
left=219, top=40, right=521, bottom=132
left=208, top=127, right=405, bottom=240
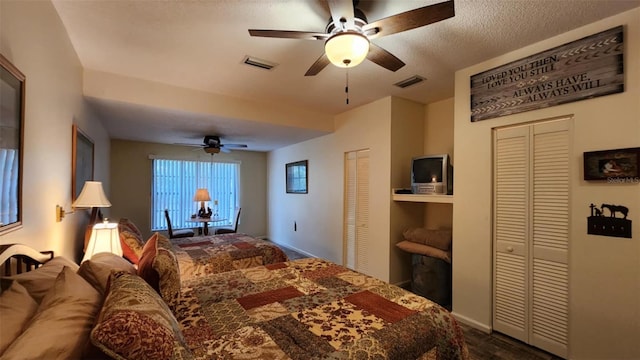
left=176, top=258, right=468, bottom=359
left=168, top=234, right=289, bottom=281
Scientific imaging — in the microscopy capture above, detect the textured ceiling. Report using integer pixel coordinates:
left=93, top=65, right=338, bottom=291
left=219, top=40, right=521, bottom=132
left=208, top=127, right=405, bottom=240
left=52, top=0, right=640, bottom=151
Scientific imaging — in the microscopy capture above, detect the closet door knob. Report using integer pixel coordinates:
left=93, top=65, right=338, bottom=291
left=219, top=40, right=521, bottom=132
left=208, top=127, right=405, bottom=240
left=506, top=246, right=514, bottom=252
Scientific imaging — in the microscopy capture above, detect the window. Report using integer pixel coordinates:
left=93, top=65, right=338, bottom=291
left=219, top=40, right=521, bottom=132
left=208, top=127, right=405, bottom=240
left=151, top=158, right=240, bottom=231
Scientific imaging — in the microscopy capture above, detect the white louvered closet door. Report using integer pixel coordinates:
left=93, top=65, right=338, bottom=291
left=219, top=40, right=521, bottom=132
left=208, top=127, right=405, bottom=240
left=493, top=118, right=570, bottom=359
left=343, top=149, right=370, bottom=273
left=530, top=120, right=570, bottom=357
left=494, top=126, right=530, bottom=342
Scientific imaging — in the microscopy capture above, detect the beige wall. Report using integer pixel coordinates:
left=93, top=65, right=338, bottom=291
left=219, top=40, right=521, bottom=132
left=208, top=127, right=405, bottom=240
left=110, top=140, right=267, bottom=239
left=267, top=96, right=425, bottom=284
left=268, top=97, right=394, bottom=281
left=452, top=9, right=640, bottom=358
left=0, top=0, right=110, bottom=262
left=389, top=98, right=425, bottom=284
left=423, top=98, right=454, bottom=230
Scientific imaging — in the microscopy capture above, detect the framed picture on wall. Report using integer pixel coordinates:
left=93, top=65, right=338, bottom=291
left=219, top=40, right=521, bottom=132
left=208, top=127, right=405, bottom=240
left=583, top=147, right=640, bottom=181
left=286, top=160, right=308, bottom=194
left=72, top=124, right=94, bottom=201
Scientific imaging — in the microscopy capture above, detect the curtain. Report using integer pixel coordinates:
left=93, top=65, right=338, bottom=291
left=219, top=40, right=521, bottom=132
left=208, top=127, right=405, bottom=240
left=0, top=149, right=19, bottom=226
left=151, top=159, right=239, bottom=230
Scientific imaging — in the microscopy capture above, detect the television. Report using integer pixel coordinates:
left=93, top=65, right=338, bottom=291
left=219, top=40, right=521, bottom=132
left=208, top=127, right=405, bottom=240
left=411, top=154, right=453, bottom=195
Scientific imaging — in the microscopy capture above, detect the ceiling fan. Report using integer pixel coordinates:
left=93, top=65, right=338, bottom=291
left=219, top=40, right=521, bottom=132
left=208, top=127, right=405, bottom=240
left=182, top=135, right=248, bottom=154
left=248, top=0, right=455, bottom=76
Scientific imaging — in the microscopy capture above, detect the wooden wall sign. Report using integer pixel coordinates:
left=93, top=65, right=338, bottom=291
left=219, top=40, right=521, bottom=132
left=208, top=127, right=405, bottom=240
left=470, top=26, right=624, bottom=122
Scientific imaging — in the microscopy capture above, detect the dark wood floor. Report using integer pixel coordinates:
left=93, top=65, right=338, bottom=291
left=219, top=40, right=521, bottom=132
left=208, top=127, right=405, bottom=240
left=277, top=244, right=562, bottom=360
left=460, top=323, right=563, bottom=360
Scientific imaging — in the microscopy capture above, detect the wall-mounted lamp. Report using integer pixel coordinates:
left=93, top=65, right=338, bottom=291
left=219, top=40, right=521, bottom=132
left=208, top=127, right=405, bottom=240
left=56, top=205, right=67, bottom=222
left=56, top=181, right=112, bottom=223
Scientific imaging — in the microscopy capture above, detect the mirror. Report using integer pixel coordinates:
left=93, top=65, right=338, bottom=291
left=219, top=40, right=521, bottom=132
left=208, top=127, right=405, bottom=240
left=0, top=54, right=24, bottom=235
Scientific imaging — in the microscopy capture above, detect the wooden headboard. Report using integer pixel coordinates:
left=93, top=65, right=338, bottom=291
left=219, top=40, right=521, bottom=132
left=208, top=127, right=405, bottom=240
left=0, top=244, right=54, bottom=276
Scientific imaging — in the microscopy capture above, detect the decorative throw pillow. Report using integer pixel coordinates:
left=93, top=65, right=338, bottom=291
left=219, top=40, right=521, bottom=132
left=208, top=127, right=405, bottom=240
left=0, top=281, right=38, bottom=355
left=118, top=218, right=143, bottom=239
left=396, top=240, right=451, bottom=263
left=91, top=271, right=193, bottom=360
left=402, top=227, right=453, bottom=251
left=119, top=230, right=145, bottom=264
left=138, top=233, right=181, bottom=311
left=2, top=256, right=79, bottom=303
left=1, top=266, right=101, bottom=360
left=78, top=252, right=137, bottom=295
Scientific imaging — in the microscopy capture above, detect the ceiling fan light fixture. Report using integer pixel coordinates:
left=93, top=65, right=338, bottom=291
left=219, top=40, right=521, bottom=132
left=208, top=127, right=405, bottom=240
left=325, top=31, right=370, bottom=68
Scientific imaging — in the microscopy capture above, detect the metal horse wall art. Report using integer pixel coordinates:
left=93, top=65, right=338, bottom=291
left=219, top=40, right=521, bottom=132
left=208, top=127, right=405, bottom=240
left=588, top=203, right=632, bottom=238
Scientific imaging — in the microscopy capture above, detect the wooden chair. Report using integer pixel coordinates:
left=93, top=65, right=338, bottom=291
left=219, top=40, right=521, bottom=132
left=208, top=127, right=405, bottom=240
left=164, top=209, right=195, bottom=239
left=215, top=207, right=241, bottom=235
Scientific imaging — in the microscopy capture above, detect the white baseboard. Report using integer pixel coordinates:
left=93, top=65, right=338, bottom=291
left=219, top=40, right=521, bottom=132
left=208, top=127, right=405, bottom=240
left=265, top=238, right=317, bottom=258
left=451, top=312, right=492, bottom=334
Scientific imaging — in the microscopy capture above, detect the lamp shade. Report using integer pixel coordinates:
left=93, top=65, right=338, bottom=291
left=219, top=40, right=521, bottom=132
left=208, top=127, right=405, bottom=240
left=193, top=188, right=211, bottom=202
left=325, top=31, right=370, bottom=68
left=81, top=222, right=121, bottom=263
left=72, top=181, right=112, bottom=208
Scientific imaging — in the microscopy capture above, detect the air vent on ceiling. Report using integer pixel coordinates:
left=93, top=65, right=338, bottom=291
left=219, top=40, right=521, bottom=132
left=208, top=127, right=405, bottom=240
left=242, top=56, right=278, bottom=70
left=394, top=75, right=426, bottom=88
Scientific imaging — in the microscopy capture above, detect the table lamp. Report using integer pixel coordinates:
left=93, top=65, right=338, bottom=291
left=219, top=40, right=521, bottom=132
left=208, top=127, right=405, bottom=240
left=193, top=188, right=211, bottom=216
left=81, top=221, right=121, bottom=263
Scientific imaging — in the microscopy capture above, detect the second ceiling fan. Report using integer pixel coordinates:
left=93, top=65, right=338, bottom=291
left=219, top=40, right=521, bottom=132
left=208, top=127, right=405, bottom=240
left=248, top=0, right=455, bottom=76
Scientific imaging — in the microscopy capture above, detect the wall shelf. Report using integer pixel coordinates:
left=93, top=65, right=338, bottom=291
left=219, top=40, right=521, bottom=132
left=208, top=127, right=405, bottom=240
left=392, top=190, right=454, bottom=203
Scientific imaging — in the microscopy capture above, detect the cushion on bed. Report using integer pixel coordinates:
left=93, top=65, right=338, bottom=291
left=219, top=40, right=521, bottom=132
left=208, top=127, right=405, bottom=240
left=0, top=281, right=38, bottom=355
left=119, top=230, right=145, bottom=264
left=78, top=252, right=137, bottom=295
left=402, top=227, right=452, bottom=251
left=138, top=233, right=181, bottom=311
left=118, top=217, right=143, bottom=238
left=396, top=240, right=451, bottom=263
left=2, top=266, right=101, bottom=360
left=1, top=256, right=79, bottom=303
left=91, top=271, right=193, bottom=360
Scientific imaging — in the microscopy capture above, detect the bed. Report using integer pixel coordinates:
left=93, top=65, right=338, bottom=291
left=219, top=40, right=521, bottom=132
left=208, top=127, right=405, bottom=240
left=118, top=218, right=289, bottom=279
left=0, top=241, right=469, bottom=360
left=175, top=257, right=468, bottom=359
left=169, top=233, right=289, bottom=281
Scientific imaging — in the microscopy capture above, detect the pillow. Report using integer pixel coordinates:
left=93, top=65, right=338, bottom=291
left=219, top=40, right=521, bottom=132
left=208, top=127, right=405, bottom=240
left=396, top=240, right=451, bottom=263
left=138, top=233, right=181, bottom=311
left=402, top=228, right=452, bottom=251
left=0, top=281, right=38, bottom=355
left=91, top=271, right=193, bottom=360
left=118, top=217, right=143, bottom=239
left=2, top=256, right=79, bottom=303
left=78, top=252, right=137, bottom=295
left=119, top=230, right=145, bottom=264
left=1, top=266, right=101, bottom=360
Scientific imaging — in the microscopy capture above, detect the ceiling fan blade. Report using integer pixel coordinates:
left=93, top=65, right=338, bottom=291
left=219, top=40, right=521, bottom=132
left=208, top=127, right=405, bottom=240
left=367, top=44, right=405, bottom=72
left=363, top=0, right=455, bottom=40
left=221, top=144, right=248, bottom=148
left=327, top=0, right=354, bottom=30
left=305, top=53, right=331, bottom=76
left=249, top=29, right=328, bottom=40
left=175, top=142, right=204, bottom=147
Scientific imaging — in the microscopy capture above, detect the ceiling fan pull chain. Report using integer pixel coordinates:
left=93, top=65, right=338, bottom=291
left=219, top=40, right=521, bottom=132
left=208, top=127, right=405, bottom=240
left=345, top=68, right=349, bottom=105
